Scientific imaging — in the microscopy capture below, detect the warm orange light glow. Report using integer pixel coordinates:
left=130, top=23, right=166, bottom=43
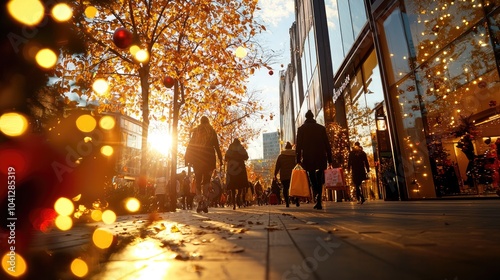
left=84, top=6, right=98, bottom=19
left=125, top=197, right=141, bottom=212
left=0, top=112, right=28, bottom=137
left=7, top=0, right=44, bottom=26
left=99, top=116, right=115, bottom=130
left=134, top=49, right=149, bottom=63
left=129, top=45, right=140, bottom=55
left=36, top=48, right=58, bottom=69
left=100, top=145, right=114, bottom=156
left=148, top=130, right=171, bottom=155
left=54, top=197, right=74, bottom=216
left=235, top=46, right=247, bottom=58
left=90, top=210, right=102, bottom=221
left=76, top=115, right=97, bottom=133
left=52, top=3, right=73, bottom=22
left=92, top=78, right=109, bottom=95
left=70, top=258, right=88, bottom=278
left=92, top=228, right=114, bottom=249
left=2, top=252, right=27, bottom=277
left=55, top=215, right=73, bottom=231
left=101, top=210, right=116, bottom=224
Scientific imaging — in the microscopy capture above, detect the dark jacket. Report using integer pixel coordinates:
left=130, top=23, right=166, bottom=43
left=296, top=118, right=333, bottom=171
left=185, top=123, right=222, bottom=172
left=347, top=147, right=370, bottom=185
left=274, top=148, right=296, bottom=181
left=224, top=139, right=249, bottom=191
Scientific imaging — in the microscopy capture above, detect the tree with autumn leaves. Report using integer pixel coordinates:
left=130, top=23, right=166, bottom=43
left=49, top=0, right=275, bottom=201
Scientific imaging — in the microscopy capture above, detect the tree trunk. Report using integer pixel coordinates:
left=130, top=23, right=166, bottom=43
left=139, top=65, right=150, bottom=194
left=167, top=80, right=180, bottom=211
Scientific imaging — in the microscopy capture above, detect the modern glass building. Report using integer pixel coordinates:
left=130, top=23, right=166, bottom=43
left=281, top=0, right=500, bottom=200
left=263, top=131, right=281, bottom=160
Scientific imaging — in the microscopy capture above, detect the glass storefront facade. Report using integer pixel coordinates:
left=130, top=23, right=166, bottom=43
left=286, top=0, right=500, bottom=199
left=376, top=1, right=500, bottom=197
left=343, top=50, right=386, bottom=199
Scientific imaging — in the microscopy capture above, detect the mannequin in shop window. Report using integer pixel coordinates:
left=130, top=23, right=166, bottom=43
left=484, top=137, right=499, bottom=189
left=456, top=134, right=475, bottom=187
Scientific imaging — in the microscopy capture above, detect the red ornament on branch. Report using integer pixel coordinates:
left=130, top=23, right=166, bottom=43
left=113, top=28, right=133, bottom=49
left=269, top=70, right=274, bottom=76
left=163, top=76, right=175, bottom=88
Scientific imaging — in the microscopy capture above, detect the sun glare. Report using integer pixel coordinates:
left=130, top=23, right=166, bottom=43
left=148, top=131, right=171, bottom=155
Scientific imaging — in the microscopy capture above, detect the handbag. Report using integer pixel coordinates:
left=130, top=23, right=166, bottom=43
left=325, top=167, right=346, bottom=190
left=289, top=164, right=311, bottom=197
left=190, top=177, right=197, bottom=194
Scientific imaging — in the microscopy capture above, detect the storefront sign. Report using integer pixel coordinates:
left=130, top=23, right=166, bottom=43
left=333, top=75, right=350, bottom=102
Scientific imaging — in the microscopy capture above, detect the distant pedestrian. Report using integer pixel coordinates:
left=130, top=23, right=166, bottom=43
left=254, top=179, right=264, bottom=205
left=270, top=178, right=281, bottom=205
left=180, top=171, right=190, bottom=210
left=274, top=141, right=297, bottom=207
left=246, top=180, right=256, bottom=206
left=185, top=116, right=223, bottom=213
left=347, top=141, right=370, bottom=204
left=154, top=177, right=166, bottom=212
left=295, top=110, right=333, bottom=210
left=224, top=138, right=249, bottom=210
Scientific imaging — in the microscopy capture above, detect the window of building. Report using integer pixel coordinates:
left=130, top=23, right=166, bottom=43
left=350, top=0, right=368, bottom=37
left=362, top=50, right=384, bottom=110
left=339, top=0, right=355, bottom=53
left=377, top=6, right=412, bottom=87
left=293, top=75, right=301, bottom=121
left=325, top=0, right=345, bottom=73
left=488, top=9, right=500, bottom=66
left=403, top=0, right=484, bottom=67
left=378, top=5, right=435, bottom=199
left=308, top=28, right=317, bottom=75
left=301, top=48, right=309, bottom=94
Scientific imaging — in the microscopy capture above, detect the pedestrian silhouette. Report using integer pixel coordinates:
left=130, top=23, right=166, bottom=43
left=185, top=116, right=223, bottom=213
left=347, top=141, right=370, bottom=204
left=224, top=138, right=249, bottom=210
left=295, top=110, right=333, bottom=210
left=274, top=141, right=297, bottom=207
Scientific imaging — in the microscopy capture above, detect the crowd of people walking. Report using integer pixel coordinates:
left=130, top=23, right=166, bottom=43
left=152, top=112, right=368, bottom=212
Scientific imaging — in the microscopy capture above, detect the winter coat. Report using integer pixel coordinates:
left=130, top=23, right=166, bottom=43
left=185, top=123, right=222, bottom=173
left=254, top=181, right=263, bottom=194
left=224, top=140, right=249, bottom=191
left=274, top=148, right=296, bottom=181
left=296, top=118, right=333, bottom=171
left=347, top=147, right=370, bottom=185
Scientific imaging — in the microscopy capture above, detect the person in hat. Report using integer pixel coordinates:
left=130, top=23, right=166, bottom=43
left=295, top=110, right=333, bottom=210
left=274, top=141, right=297, bottom=207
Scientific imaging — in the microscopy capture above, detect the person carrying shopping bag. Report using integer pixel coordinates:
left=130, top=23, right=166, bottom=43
left=295, top=110, right=333, bottom=210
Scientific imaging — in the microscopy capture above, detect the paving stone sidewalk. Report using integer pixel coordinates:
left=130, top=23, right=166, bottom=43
left=20, top=200, right=500, bottom=280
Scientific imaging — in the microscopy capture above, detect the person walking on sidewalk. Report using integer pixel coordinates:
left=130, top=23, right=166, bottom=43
left=274, top=142, right=296, bottom=207
left=224, top=138, right=249, bottom=210
left=295, top=110, right=333, bottom=210
left=185, top=116, right=223, bottom=213
left=347, top=141, right=370, bottom=204
left=154, top=177, right=166, bottom=212
left=254, top=179, right=264, bottom=206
